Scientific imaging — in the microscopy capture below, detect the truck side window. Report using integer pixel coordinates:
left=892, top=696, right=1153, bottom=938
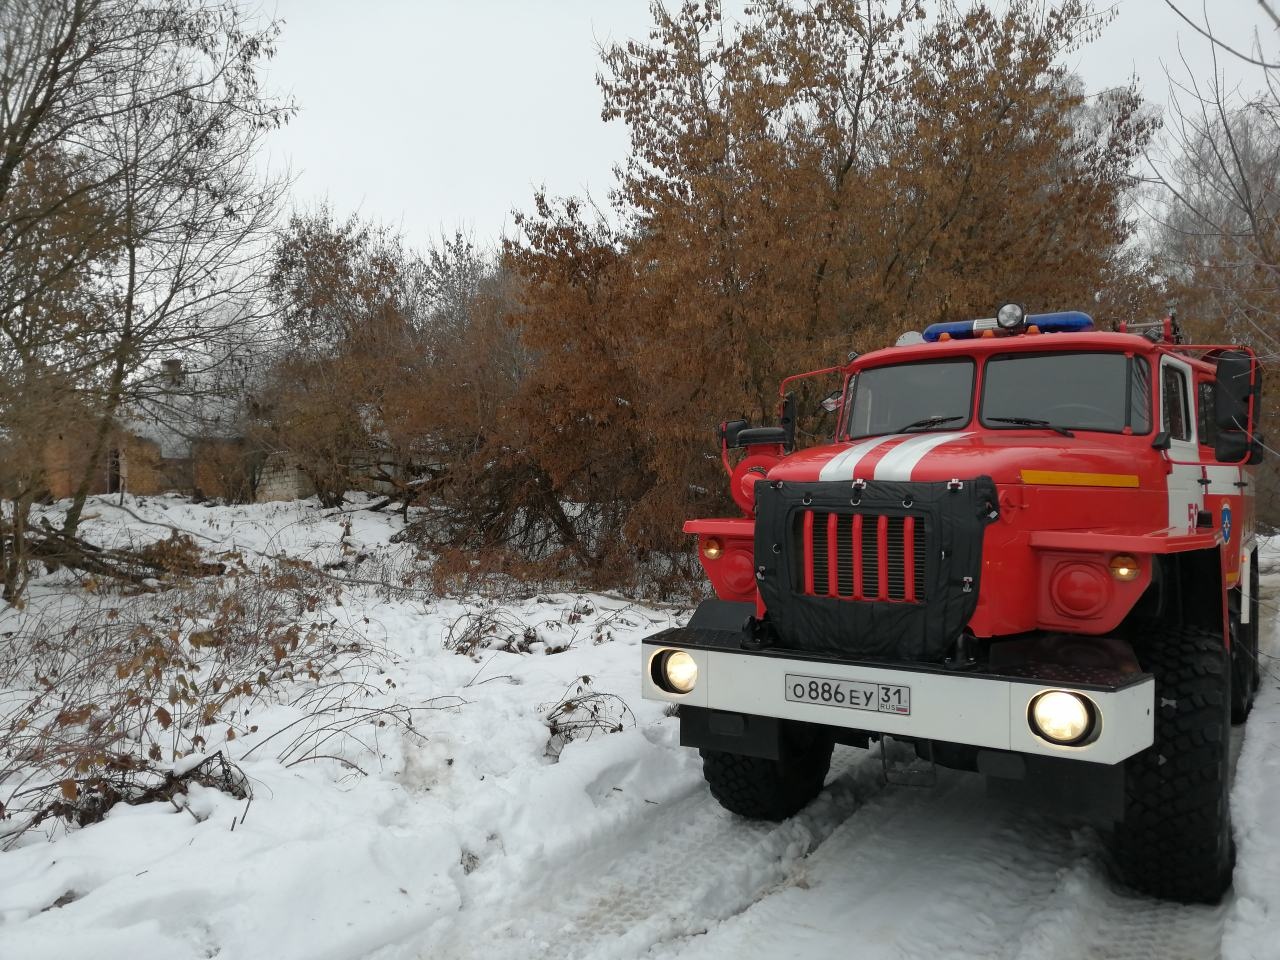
left=1162, top=365, right=1191, bottom=441
left=1197, top=381, right=1217, bottom=447
left=1129, top=357, right=1152, bottom=432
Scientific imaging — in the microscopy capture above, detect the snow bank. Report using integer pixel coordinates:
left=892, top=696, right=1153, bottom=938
left=0, top=495, right=692, bottom=960
left=1222, top=539, right=1280, bottom=960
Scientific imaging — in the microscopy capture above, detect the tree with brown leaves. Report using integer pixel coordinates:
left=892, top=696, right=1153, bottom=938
left=487, top=0, right=1159, bottom=586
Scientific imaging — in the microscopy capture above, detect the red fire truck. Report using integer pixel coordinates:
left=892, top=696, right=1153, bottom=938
left=641, top=305, right=1263, bottom=903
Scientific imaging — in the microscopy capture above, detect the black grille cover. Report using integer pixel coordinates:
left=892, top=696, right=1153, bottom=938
left=753, top=476, right=998, bottom=661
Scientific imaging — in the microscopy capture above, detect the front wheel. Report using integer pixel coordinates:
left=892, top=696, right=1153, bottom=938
left=701, top=727, right=833, bottom=821
left=1110, top=623, right=1234, bottom=903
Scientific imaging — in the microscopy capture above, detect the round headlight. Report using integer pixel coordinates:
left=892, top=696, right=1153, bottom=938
left=996, top=302, right=1027, bottom=330
left=1029, top=690, right=1094, bottom=745
left=702, top=537, right=723, bottom=560
left=655, top=650, right=698, bottom=694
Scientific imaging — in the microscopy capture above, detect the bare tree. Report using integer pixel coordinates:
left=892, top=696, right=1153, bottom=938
left=1148, top=2, right=1279, bottom=346
left=58, top=6, right=292, bottom=532
left=0, top=0, right=292, bottom=598
left=1148, top=2, right=1280, bottom=520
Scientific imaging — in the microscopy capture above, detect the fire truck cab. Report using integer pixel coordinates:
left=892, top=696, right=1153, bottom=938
left=641, top=306, right=1263, bottom=904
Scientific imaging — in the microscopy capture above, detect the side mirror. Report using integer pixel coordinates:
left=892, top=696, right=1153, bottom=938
left=818, top=389, right=843, bottom=414
left=736, top=427, right=788, bottom=446
left=718, top=419, right=750, bottom=449
left=1214, top=350, right=1264, bottom=464
left=1214, top=431, right=1263, bottom=464
left=719, top=418, right=789, bottom=449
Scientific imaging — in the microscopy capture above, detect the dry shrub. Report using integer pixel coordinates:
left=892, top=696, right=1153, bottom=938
left=444, top=608, right=540, bottom=657
left=420, top=547, right=546, bottom=602
left=443, top=598, right=639, bottom=658
left=543, top=675, right=635, bottom=761
left=420, top=541, right=704, bottom=607
left=319, top=539, right=434, bottom=604
left=18, top=752, right=251, bottom=836
left=134, top=531, right=222, bottom=578
left=242, top=693, right=460, bottom=778
left=0, top=557, right=405, bottom=845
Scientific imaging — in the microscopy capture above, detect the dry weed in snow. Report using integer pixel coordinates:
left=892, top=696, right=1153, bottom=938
left=543, top=674, right=635, bottom=760
left=0, top=556, right=425, bottom=845
left=444, top=597, right=645, bottom=658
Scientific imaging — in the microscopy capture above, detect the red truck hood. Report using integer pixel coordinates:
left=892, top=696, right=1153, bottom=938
left=768, top=431, right=1147, bottom=485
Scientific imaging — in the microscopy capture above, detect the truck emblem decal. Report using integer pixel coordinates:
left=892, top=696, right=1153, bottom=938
left=1221, top=500, right=1232, bottom=543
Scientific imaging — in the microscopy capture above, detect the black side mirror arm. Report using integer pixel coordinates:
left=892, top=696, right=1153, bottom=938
left=779, top=393, right=797, bottom=454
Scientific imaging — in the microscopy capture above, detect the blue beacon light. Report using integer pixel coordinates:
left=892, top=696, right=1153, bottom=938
left=922, top=310, right=1094, bottom=342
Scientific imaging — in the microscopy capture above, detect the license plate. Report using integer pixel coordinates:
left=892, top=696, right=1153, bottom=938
left=784, top=673, right=911, bottom=716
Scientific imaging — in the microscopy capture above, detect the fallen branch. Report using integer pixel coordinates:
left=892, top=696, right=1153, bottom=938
left=2, top=752, right=250, bottom=849
left=27, top=520, right=225, bottom=587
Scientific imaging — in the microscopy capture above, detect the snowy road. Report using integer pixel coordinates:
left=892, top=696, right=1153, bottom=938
left=655, top=758, right=1226, bottom=960
left=424, top=745, right=1232, bottom=960
left=417, top=593, right=1279, bottom=960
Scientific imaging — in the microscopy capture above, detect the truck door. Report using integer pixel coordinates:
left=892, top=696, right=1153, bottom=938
left=1197, top=378, right=1248, bottom=585
left=1160, top=356, right=1201, bottom=532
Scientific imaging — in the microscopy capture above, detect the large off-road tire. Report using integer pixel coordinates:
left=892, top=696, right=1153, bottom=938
left=1111, top=623, right=1234, bottom=903
left=1230, top=550, right=1261, bottom=724
left=700, top=729, right=833, bottom=821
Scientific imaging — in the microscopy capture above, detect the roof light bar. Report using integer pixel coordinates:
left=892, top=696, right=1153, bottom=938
left=922, top=311, right=1094, bottom=342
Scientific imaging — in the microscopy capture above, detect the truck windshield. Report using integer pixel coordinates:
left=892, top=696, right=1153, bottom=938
left=981, top=352, right=1151, bottom=433
left=847, top=359, right=974, bottom=438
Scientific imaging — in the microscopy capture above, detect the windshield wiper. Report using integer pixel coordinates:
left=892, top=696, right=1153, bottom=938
left=896, top=415, right=964, bottom=433
left=987, top=416, right=1075, bottom=438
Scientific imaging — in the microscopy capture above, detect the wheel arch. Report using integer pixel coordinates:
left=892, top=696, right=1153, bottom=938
left=1140, top=548, right=1227, bottom=641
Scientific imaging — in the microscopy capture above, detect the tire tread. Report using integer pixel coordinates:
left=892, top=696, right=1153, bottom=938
left=1112, top=623, right=1233, bottom=903
left=701, top=737, right=833, bottom=821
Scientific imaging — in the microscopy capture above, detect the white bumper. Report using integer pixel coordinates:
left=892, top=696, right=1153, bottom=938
left=642, top=641, right=1154, bottom=765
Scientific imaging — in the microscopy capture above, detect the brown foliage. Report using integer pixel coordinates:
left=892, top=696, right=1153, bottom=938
left=251, top=2, right=1164, bottom=593
left=259, top=209, right=436, bottom=507
left=454, top=0, right=1159, bottom=585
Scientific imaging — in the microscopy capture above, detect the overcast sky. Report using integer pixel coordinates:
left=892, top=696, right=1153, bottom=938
left=259, top=0, right=1278, bottom=252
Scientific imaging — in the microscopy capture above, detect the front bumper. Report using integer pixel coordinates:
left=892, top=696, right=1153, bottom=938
left=642, top=627, right=1154, bottom=765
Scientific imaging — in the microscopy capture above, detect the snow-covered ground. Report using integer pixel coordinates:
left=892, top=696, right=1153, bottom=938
left=1, top=495, right=1278, bottom=960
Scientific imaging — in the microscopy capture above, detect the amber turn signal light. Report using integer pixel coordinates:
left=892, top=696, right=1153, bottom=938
left=701, top=537, right=723, bottom=560
left=1109, top=554, right=1139, bottom=581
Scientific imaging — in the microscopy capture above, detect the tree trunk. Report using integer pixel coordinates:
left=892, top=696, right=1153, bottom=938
left=64, top=231, right=136, bottom=536
left=3, top=491, right=36, bottom=602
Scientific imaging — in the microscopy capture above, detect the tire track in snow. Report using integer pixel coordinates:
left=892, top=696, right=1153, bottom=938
left=655, top=761, right=1229, bottom=960
left=425, top=747, right=890, bottom=960
left=654, top=768, right=1075, bottom=960
left=1012, top=868, right=1224, bottom=960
